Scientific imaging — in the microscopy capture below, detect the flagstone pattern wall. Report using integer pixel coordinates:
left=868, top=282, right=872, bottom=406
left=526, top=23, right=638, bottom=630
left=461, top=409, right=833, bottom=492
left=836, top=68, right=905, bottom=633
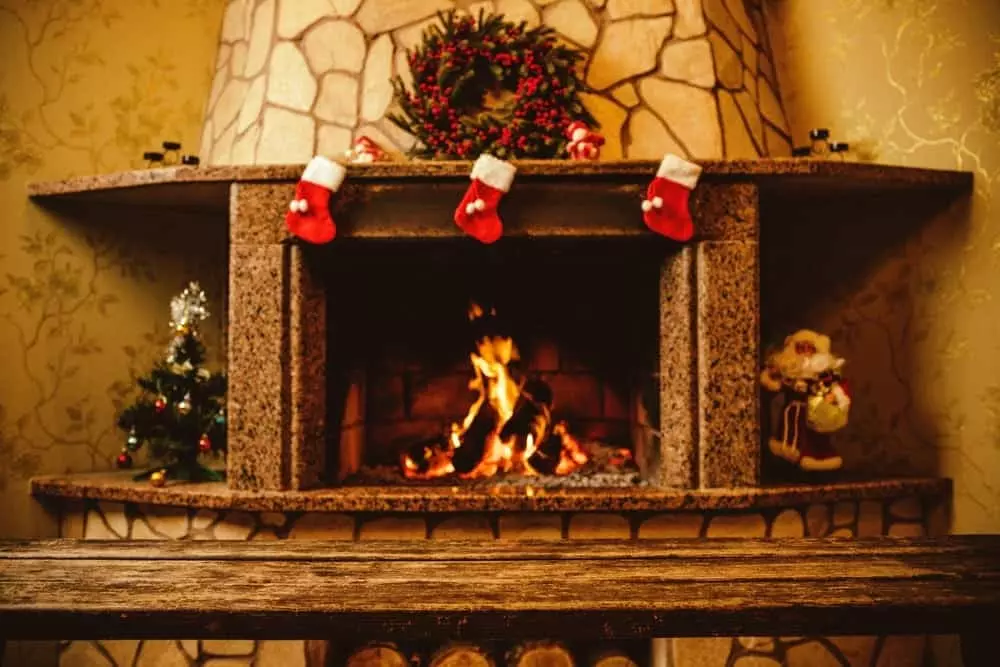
left=199, top=0, right=793, bottom=165
left=55, top=492, right=952, bottom=667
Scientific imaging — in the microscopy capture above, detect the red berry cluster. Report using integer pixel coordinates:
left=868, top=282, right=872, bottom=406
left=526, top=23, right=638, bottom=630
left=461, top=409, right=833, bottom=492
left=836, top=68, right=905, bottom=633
left=388, top=12, right=597, bottom=160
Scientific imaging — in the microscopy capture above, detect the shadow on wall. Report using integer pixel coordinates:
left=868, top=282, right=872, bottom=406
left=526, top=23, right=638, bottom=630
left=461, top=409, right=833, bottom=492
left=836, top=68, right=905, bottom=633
left=760, top=187, right=973, bottom=481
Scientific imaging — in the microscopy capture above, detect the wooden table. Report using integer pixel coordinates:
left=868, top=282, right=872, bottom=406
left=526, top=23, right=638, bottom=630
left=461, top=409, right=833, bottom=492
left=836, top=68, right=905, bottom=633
left=1, top=537, right=998, bottom=662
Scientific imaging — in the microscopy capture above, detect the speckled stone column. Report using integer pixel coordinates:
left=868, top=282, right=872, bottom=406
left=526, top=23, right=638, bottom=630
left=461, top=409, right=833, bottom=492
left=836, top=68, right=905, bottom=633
left=691, top=182, right=760, bottom=487
left=227, top=182, right=326, bottom=490
left=655, top=247, right=697, bottom=487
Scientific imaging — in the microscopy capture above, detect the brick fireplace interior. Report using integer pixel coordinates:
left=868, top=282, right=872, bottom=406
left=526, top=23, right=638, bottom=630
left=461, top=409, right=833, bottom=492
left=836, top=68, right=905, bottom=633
left=319, top=240, right=663, bottom=486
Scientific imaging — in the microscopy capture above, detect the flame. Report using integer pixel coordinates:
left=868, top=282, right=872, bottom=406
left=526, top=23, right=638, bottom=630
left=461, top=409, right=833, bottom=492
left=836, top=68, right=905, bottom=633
left=402, top=304, right=590, bottom=480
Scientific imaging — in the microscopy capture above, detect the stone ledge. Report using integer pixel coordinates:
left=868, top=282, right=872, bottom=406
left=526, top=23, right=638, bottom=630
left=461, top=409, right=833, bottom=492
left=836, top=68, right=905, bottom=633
left=31, top=472, right=951, bottom=513
left=27, top=159, right=973, bottom=206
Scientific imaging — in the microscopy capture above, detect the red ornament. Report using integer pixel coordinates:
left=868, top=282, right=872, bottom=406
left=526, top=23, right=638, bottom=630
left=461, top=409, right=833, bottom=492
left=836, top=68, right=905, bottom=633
left=345, top=136, right=387, bottom=164
left=565, top=121, right=605, bottom=161
left=116, top=452, right=132, bottom=469
left=154, top=397, right=167, bottom=413
left=198, top=434, right=212, bottom=452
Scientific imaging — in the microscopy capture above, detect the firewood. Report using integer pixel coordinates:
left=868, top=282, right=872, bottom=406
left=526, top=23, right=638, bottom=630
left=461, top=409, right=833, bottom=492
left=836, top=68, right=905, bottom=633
left=499, top=378, right=553, bottom=442
left=430, top=643, right=496, bottom=667
left=509, top=641, right=574, bottom=667
left=452, top=402, right=499, bottom=474
left=591, top=650, right=638, bottom=667
left=345, top=643, right=408, bottom=667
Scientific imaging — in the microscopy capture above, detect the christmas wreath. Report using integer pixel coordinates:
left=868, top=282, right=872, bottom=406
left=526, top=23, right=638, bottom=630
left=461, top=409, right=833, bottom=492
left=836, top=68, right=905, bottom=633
left=388, top=11, right=597, bottom=160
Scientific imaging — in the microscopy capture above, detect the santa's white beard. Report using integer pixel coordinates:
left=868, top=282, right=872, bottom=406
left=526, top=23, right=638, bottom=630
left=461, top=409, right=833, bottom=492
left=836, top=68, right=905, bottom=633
left=780, top=351, right=842, bottom=380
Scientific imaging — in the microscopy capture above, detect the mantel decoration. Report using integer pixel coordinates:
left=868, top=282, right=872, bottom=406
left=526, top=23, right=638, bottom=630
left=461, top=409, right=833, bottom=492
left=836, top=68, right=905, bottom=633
left=388, top=10, right=597, bottom=160
left=116, top=282, right=227, bottom=483
left=760, top=330, right=852, bottom=472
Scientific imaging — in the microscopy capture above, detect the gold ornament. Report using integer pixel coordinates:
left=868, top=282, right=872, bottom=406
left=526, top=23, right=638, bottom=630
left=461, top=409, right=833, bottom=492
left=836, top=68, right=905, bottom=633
left=150, top=469, right=168, bottom=487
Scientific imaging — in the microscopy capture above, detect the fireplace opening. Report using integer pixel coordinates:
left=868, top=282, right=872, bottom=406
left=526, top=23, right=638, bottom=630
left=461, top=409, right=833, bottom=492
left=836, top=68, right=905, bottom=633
left=318, top=242, right=664, bottom=487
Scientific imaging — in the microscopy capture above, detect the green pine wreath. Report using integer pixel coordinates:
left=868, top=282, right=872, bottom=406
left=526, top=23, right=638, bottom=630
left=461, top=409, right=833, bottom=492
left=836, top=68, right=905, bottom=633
left=388, top=11, right=598, bottom=160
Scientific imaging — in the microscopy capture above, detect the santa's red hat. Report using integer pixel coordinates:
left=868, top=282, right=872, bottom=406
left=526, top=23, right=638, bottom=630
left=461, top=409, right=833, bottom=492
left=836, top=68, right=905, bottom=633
left=565, top=121, right=589, bottom=139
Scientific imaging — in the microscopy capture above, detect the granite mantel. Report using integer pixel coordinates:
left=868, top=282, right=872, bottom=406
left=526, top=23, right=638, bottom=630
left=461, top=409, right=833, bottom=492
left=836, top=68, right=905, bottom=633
left=28, top=160, right=974, bottom=214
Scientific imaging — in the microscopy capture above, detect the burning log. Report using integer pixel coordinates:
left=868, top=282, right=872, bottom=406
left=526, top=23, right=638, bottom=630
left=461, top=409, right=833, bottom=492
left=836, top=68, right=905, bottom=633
left=399, top=303, right=592, bottom=480
left=451, top=400, right=500, bottom=475
left=499, top=377, right=553, bottom=471
left=400, top=436, right=454, bottom=479
left=527, top=421, right=589, bottom=475
left=345, top=644, right=408, bottom=667
left=509, top=641, right=574, bottom=667
left=430, top=643, right=496, bottom=667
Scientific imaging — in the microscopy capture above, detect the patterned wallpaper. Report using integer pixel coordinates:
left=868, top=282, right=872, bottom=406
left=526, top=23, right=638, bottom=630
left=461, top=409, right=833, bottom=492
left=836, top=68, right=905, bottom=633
left=0, top=0, right=227, bottom=538
left=768, top=0, right=1000, bottom=532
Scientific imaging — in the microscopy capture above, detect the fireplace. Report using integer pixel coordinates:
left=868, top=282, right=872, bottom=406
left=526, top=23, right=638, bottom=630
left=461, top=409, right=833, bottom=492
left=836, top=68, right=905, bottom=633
left=225, top=161, right=761, bottom=492
left=322, top=241, right=660, bottom=486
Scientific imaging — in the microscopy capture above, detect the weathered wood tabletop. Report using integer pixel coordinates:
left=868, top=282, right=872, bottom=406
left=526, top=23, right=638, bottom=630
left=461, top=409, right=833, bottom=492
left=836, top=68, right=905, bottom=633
left=1, top=537, right=998, bottom=641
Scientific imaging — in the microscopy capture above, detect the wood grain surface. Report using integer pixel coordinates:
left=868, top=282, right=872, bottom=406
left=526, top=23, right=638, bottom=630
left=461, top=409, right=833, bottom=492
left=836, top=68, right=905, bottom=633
left=1, top=537, right=998, bottom=641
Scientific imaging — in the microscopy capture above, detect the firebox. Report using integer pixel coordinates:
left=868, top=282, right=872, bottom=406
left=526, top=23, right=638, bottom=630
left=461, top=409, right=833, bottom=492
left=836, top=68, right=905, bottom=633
left=225, top=161, right=761, bottom=492
left=320, top=242, right=661, bottom=487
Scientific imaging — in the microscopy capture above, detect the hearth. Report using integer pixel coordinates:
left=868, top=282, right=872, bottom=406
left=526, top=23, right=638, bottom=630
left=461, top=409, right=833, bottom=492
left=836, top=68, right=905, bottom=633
left=321, top=242, right=658, bottom=486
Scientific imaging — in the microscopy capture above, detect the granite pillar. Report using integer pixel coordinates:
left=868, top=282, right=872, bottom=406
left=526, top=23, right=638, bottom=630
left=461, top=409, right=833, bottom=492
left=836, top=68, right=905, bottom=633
left=691, top=183, right=761, bottom=487
left=655, top=247, right=697, bottom=488
left=227, top=183, right=326, bottom=490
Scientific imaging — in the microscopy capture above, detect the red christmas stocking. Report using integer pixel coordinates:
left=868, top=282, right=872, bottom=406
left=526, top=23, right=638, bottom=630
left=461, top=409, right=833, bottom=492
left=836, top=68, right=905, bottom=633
left=285, top=155, right=346, bottom=244
left=641, top=154, right=702, bottom=242
left=454, top=154, right=516, bottom=244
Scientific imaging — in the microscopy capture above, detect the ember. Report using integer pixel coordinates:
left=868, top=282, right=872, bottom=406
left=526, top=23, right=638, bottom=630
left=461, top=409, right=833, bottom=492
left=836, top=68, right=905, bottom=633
left=401, top=303, right=620, bottom=480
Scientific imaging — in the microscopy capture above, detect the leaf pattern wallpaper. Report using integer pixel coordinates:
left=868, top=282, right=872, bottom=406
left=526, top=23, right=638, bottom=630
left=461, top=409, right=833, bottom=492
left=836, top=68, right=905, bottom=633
left=769, top=0, right=1000, bottom=532
left=0, top=0, right=227, bottom=538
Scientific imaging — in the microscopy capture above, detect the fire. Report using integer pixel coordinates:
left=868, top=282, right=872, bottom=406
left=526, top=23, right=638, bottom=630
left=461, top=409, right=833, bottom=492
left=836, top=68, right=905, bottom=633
left=402, top=303, right=591, bottom=480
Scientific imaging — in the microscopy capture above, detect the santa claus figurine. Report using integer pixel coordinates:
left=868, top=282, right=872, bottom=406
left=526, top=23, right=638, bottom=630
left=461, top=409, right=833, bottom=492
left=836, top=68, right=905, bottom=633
left=760, top=330, right=852, bottom=472
left=344, top=135, right=386, bottom=164
left=565, top=121, right=604, bottom=160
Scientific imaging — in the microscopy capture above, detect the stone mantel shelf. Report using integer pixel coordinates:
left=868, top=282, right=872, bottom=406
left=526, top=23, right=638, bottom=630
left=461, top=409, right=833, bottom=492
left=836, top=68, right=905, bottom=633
left=31, top=473, right=950, bottom=513
left=27, top=159, right=973, bottom=213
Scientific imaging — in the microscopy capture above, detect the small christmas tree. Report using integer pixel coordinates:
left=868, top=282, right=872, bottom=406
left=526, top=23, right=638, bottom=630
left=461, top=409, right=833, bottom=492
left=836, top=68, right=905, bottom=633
left=117, top=282, right=227, bottom=483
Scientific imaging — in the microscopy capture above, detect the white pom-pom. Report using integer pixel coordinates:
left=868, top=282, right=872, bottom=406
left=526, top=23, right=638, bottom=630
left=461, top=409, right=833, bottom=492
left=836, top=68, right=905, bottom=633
left=641, top=199, right=653, bottom=213
left=465, top=202, right=476, bottom=215
left=297, top=198, right=309, bottom=213
left=288, top=200, right=300, bottom=213
left=652, top=196, right=663, bottom=209
left=473, top=198, right=485, bottom=211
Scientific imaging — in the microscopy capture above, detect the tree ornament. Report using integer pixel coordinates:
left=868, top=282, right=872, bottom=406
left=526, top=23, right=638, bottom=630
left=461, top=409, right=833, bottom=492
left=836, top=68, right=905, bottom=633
left=126, top=430, right=139, bottom=450
left=149, top=469, right=168, bottom=487
left=170, top=282, right=210, bottom=334
left=198, top=434, right=212, bottom=452
left=565, top=121, right=604, bottom=160
left=388, top=10, right=597, bottom=159
left=215, top=410, right=226, bottom=425
left=154, top=396, right=167, bottom=413
left=177, top=393, right=192, bottom=415
left=345, top=135, right=387, bottom=163
left=116, top=451, right=133, bottom=469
